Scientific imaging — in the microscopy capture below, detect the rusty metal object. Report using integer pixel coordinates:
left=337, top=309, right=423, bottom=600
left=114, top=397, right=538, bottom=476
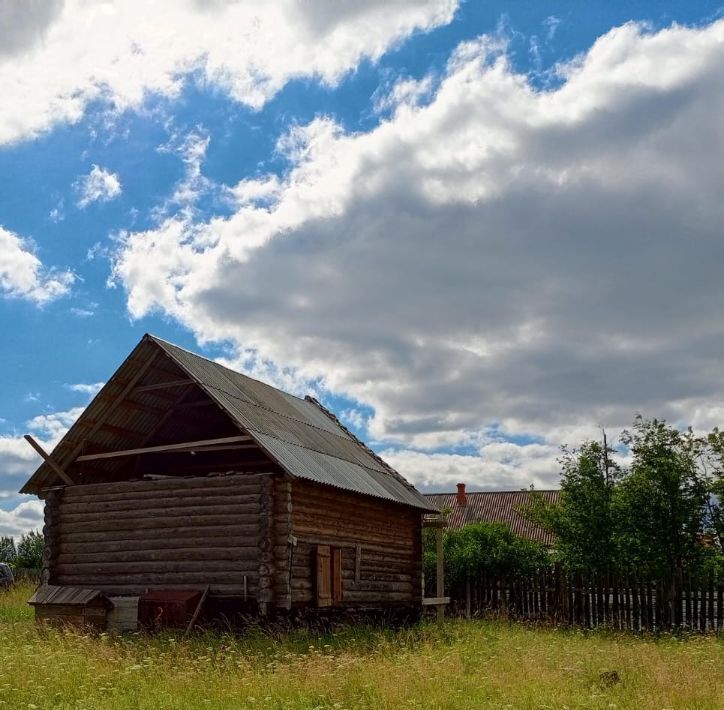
left=138, top=589, right=204, bottom=629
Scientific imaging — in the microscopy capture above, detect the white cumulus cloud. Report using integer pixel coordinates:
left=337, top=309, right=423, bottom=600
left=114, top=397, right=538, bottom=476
left=75, top=165, right=122, bottom=208
left=0, top=405, right=84, bottom=535
left=0, top=0, right=458, bottom=146
left=0, top=499, right=44, bottom=537
left=383, top=443, right=561, bottom=493
left=110, top=19, right=724, bottom=489
left=65, top=382, right=104, bottom=396
left=0, top=225, right=74, bottom=304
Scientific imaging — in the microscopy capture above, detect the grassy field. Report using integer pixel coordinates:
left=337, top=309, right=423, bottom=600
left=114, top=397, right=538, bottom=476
left=1, top=584, right=723, bottom=709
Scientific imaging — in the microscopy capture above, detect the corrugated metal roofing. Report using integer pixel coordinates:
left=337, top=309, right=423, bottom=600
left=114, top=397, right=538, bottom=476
left=156, top=339, right=347, bottom=437
left=253, top=433, right=434, bottom=511
left=424, top=490, right=560, bottom=545
left=21, top=334, right=435, bottom=512
left=153, top=336, right=436, bottom=511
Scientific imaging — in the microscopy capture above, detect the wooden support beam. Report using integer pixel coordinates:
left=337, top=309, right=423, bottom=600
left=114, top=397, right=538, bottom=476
left=134, top=379, right=193, bottom=393
left=112, top=399, right=166, bottom=416
left=75, top=435, right=253, bottom=462
left=422, top=596, right=451, bottom=606
left=423, top=517, right=447, bottom=528
left=184, top=585, right=210, bottom=637
left=61, top=349, right=161, bottom=469
left=178, top=443, right=258, bottom=454
left=132, top=383, right=196, bottom=458
left=131, top=382, right=197, bottom=477
left=24, top=435, right=74, bottom=486
left=78, top=420, right=146, bottom=441
left=137, top=460, right=276, bottom=477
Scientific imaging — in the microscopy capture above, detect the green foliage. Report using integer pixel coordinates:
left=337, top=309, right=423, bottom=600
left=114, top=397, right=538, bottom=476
left=526, top=416, right=724, bottom=578
left=0, top=536, right=16, bottom=566
left=526, top=440, right=619, bottom=574
left=14, top=531, right=44, bottom=570
left=425, top=521, right=550, bottom=590
left=613, top=418, right=709, bottom=578
left=701, top=428, right=724, bottom=547
left=422, top=527, right=438, bottom=582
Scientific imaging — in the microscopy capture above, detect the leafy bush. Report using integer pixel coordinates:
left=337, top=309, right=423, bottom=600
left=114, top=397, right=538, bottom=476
left=425, top=521, right=550, bottom=591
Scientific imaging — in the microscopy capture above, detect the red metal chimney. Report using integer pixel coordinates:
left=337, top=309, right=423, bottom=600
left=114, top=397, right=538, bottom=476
left=456, top=482, right=467, bottom=506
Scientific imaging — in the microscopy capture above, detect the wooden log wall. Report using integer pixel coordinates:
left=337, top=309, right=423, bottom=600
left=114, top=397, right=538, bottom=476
left=257, top=475, right=274, bottom=614
left=289, top=480, right=422, bottom=609
left=50, top=474, right=267, bottom=597
left=272, top=477, right=293, bottom=610
left=42, top=489, right=61, bottom=585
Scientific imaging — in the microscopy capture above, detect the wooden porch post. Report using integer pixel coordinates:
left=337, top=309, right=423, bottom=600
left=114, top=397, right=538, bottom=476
left=422, top=517, right=449, bottom=619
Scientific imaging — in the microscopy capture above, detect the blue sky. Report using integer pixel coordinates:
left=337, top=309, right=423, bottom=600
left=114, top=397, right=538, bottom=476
left=2, top=0, right=724, bottom=535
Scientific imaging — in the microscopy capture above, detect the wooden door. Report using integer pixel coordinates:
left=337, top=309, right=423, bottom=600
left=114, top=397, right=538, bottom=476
left=316, top=545, right=332, bottom=607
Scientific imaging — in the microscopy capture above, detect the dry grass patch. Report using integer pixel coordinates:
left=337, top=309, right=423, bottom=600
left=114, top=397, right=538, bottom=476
left=1, top=584, right=723, bottom=709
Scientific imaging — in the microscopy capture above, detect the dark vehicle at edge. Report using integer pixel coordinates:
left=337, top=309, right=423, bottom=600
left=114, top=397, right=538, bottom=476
left=0, top=562, right=14, bottom=589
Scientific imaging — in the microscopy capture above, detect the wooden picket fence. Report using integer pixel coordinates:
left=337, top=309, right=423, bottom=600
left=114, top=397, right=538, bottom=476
left=448, top=569, right=724, bottom=632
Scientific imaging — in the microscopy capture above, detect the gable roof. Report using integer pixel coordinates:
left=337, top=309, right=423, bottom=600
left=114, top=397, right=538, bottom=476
left=21, top=334, right=436, bottom=512
left=424, top=490, right=559, bottom=545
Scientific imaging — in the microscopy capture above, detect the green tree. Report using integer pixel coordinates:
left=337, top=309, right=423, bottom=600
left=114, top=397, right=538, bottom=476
left=0, top=536, right=16, bottom=566
left=526, top=437, right=619, bottom=573
left=701, top=429, right=724, bottom=548
left=15, top=531, right=44, bottom=570
left=613, top=417, right=710, bottom=578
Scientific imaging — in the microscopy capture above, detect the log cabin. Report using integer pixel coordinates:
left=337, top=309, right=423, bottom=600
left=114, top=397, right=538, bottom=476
left=20, top=334, right=438, bottom=623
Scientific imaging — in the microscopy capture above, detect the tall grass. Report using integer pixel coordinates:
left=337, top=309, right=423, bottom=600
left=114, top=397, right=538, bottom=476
left=1, top=583, right=723, bottom=709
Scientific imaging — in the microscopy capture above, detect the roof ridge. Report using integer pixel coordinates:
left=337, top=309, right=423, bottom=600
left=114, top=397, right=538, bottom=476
left=152, top=344, right=364, bottom=448
left=146, top=333, right=313, bottom=407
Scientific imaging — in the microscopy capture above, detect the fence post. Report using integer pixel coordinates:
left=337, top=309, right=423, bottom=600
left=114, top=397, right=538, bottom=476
left=698, top=574, right=706, bottom=632
left=632, top=576, right=640, bottom=631
left=435, top=526, right=445, bottom=622
left=639, top=579, right=646, bottom=631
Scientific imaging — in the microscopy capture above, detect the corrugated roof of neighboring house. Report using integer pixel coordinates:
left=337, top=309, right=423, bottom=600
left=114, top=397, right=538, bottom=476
left=21, top=334, right=436, bottom=512
left=424, top=489, right=560, bottom=545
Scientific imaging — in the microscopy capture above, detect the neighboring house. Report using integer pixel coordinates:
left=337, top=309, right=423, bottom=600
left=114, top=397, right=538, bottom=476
left=20, top=334, right=437, bottom=622
left=425, top=484, right=559, bottom=546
